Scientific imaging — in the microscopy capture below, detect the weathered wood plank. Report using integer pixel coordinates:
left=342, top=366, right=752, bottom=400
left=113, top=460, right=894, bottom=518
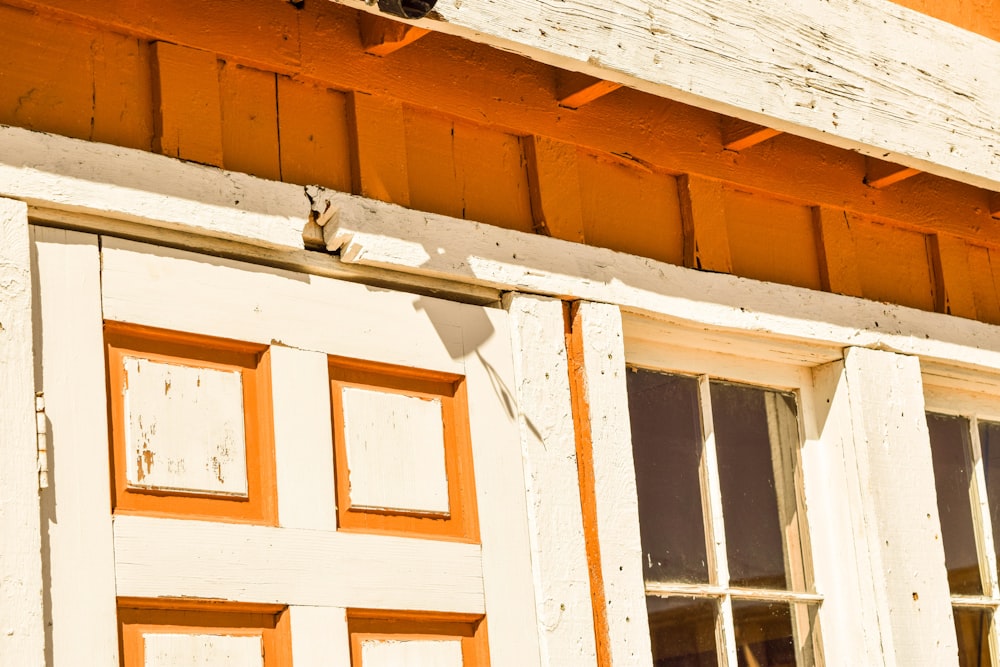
left=523, top=135, right=586, bottom=242
left=678, top=174, right=731, bottom=272
left=219, top=62, right=281, bottom=181
left=813, top=206, right=863, bottom=298
left=151, top=42, right=223, bottom=166
left=931, top=233, right=977, bottom=319
left=348, top=92, right=411, bottom=206
left=335, top=0, right=1000, bottom=191
left=720, top=118, right=782, bottom=152
left=0, top=198, right=44, bottom=665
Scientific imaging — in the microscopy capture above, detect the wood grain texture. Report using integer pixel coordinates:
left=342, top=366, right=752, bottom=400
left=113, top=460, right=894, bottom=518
left=151, top=42, right=223, bottom=166
left=113, top=514, right=485, bottom=612
left=337, top=0, right=1000, bottom=191
left=503, top=294, right=598, bottom=666
left=0, top=199, right=44, bottom=665
left=322, top=191, right=1000, bottom=373
left=31, top=227, right=119, bottom=665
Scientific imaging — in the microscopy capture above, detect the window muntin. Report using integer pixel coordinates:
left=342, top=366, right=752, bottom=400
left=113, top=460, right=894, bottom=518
left=927, top=411, right=1000, bottom=666
left=628, top=367, right=820, bottom=667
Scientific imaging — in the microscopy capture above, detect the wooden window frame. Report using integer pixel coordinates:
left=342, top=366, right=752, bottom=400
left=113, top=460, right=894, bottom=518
left=118, top=598, right=291, bottom=666
left=105, top=322, right=277, bottom=524
left=329, top=356, right=479, bottom=542
left=346, top=609, right=488, bottom=666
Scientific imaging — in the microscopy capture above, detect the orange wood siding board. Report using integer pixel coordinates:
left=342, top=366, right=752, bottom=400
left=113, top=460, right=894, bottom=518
left=723, top=187, right=822, bottom=291
left=523, top=135, right=586, bottom=241
left=358, top=12, right=430, bottom=57
left=865, top=156, right=921, bottom=189
left=577, top=151, right=684, bottom=266
left=347, top=611, right=488, bottom=666
left=566, top=303, right=612, bottom=667
left=813, top=206, right=863, bottom=297
left=329, top=359, right=479, bottom=542
left=720, top=117, right=783, bottom=152
left=276, top=76, right=352, bottom=191
left=104, top=323, right=278, bottom=525
left=91, top=31, right=153, bottom=151
left=219, top=61, right=280, bottom=180
left=930, top=233, right=977, bottom=318
left=990, top=192, right=1000, bottom=220
left=557, top=71, right=623, bottom=109
left=348, top=91, right=411, bottom=206
left=852, top=217, right=937, bottom=312
left=968, top=245, right=1000, bottom=325
left=678, top=173, right=732, bottom=272
left=119, top=603, right=291, bottom=667
left=151, top=41, right=223, bottom=166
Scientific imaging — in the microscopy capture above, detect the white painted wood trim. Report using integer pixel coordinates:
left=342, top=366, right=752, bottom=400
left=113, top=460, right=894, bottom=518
left=502, top=293, right=598, bottom=666
left=337, top=0, right=1000, bottom=192
left=573, top=302, right=652, bottom=666
left=288, top=606, right=351, bottom=667
left=321, top=192, right=1000, bottom=375
left=113, top=515, right=485, bottom=613
left=31, top=227, right=120, bottom=665
left=839, top=347, right=957, bottom=666
left=270, top=346, right=337, bottom=531
left=0, top=198, right=45, bottom=665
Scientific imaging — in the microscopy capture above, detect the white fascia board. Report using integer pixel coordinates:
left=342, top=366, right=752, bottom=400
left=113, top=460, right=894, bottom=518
left=336, top=0, right=1000, bottom=192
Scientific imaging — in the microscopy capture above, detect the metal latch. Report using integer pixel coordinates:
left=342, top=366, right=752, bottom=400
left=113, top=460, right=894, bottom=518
left=36, top=392, right=48, bottom=490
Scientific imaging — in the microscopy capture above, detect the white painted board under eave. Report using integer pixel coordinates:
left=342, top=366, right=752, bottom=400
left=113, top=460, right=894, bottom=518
left=144, top=633, right=263, bottom=667
left=336, top=0, right=1000, bottom=192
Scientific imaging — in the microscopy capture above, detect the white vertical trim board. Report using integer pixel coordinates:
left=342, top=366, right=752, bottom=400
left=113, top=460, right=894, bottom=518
left=31, top=227, right=120, bottom=664
left=573, top=301, right=651, bottom=666
left=270, top=346, right=337, bottom=531
left=288, top=606, right=351, bottom=667
left=503, top=293, right=598, bottom=666
left=0, top=198, right=45, bottom=665
left=335, top=0, right=1000, bottom=191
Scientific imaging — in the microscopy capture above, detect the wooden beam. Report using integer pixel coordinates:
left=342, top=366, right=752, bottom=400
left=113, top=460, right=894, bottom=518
left=358, top=12, right=429, bottom=56
left=720, top=118, right=782, bottom=152
left=556, top=71, right=621, bottom=109
left=990, top=193, right=1000, bottom=220
left=864, top=156, right=921, bottom=189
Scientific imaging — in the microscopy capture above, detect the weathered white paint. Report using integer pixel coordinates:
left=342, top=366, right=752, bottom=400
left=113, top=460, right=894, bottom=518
left=361, top=638, right=464, bottom=666
left=31, top=227, right=120, bottom=664
left=572, top=302, right=651, bottom=665
left=502, top=293, right=597, bottom=665
left=288, top=606, right=350, bottom=667
left=122, top=356, right=249, bottom=497
left=830, top=348, right=956, bottom=666
left=322, top=193, right=1000, bottom=374
left=101, top=237, right=466, bottom=375
left=270, top=347, right=337, bottom=531
left=343, top=387, right=450, bottom=515
left=0, top=199, right=44, bottom=664
left=144, top=633, right=263, bottom=667
left=113, top=515, right=484, bottom=612
left=336, top=0, right=1000, bottom=192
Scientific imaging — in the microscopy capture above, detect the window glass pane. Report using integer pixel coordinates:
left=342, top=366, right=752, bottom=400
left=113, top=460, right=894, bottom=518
left=953, top=607, right=993, bottom=667
left=712, top=382, right=792, bottom=590
left=647, top=596, right=718, bottom=667
left=732, top=600, right=797, bottom=667
left=980, top=421, right=1000, bottom=575
left=927, top=413, right=983, bottom=596
left=628, top=369, right=710, bottom=584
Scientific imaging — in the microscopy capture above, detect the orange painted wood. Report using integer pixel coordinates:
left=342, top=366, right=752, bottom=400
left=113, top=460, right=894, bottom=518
left=865, top=156, right=921, bottom=189
left=577, top=151, right=684, bottom=266
left=723, top=185, right=822, bottom=290
left=276, top=76, right=352, bottom=191
left=888, top=0, right=1000, bottom=43
left=813, top=206, right=863, bottom=297
left=565, top=303, right=612, bottom=667
left=403, top=109, right=534, bottom=233
left=91, top=32, right=153, bottom=151
left=329, top=358, right=479, bottom=543
left=930, top=233, right=977, bottom=318
left=851, top=217, right=936, bottom=312
left=219, top=61, right=280, bottom=181
left=151, top=41, right=223, bottom=166
left=720, top=118, right=783, bottom=152
left=105, top=323, right=278, bottom=525
left=348, top=91, right=411, bottom=206
left=358, top=13, right=429, bottom=56
left=347, top=610, right=488, bottom=666
left=557, top=71, right=622, bottom=109
left=678, top=174, right=732, bottom=273
left=990, top=193, right=1000, bottom=220
left=119, top=601, right=291, bottom=667
left=967, top=244, right=1000, bottom=325
left=523, top=135, right=586, bottom=241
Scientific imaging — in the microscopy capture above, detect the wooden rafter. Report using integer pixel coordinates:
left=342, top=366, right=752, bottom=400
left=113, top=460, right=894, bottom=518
left=720, top=118, right=782, bottom=152
left=990, top=192, right=1000, bottom=220
left=865, top=156, right=921, bottom=189
left=358, top=12, right=429, bottom=56
left=556, top=71, right=621, bottom=109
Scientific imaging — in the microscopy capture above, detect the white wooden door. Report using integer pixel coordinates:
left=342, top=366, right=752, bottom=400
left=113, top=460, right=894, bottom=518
left=32, top=227, right=541, bottom=666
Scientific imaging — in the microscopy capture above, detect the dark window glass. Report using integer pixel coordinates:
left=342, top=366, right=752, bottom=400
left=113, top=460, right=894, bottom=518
left=953, top=607, right=993, bottom=667
left=628, top=369, right=709, bottom=584
left=927, top=413, right=983, bottom=595
left=647, top=596, right=718, bottom=667
left=980, top=421, right=1000, bottom=577
left=733, top=600, right=797, bottom=667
